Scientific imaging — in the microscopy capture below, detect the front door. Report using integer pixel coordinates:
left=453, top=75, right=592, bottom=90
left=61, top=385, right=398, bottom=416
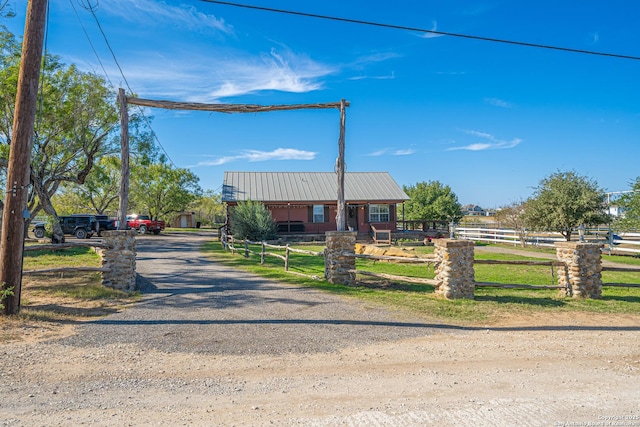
left=347, top=205, right=358, bottom=231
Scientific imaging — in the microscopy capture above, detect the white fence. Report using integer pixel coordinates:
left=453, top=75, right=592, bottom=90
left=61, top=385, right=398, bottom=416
left=455, top=227, right=640, bottom=255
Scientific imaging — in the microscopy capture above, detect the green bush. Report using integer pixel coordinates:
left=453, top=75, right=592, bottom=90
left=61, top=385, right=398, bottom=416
left=230, top=200, right=277, bottom=241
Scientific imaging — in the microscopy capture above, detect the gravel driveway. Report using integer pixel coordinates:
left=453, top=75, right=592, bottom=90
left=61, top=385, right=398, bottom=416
left=1, top=232, right=639, bottom=426
left=61, top=232, right=449, bottom=355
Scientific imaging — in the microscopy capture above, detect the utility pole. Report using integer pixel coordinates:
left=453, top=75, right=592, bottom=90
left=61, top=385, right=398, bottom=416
left=1, top=0, right=48, bottom=315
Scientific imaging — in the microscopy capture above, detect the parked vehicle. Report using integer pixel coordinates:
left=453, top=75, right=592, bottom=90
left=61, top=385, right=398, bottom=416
left=95, top=215, right=117, bottom=236
left=126, top=214, right=165, bottom=235
left=33, top=214, right=98, bottom=239
left=32, top=221, right=47, bottom=239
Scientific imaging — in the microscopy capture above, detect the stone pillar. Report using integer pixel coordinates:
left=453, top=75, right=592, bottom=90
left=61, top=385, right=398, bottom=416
left=324, top=231, right=357, bottom=285
left=98, top=230, right=137, bottom=291
left=433, top=239, right=475, bottom=299
left=555, top=242, right=603, bottom=298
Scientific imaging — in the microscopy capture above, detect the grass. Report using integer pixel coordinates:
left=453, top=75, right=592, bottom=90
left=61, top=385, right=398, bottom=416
left=203, top=240, right=640, bottom=324
left=1, top=245, right=140, bottom=343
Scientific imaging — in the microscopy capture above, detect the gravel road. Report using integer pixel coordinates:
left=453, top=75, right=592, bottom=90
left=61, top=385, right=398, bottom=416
left=1, top=233, right=639, bottom=426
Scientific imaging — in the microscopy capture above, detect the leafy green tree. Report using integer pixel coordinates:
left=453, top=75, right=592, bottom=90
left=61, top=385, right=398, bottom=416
left=130, top=162, right=201, bottom=220
left=615, top=177, right=640, bottom=231
left=523, top=171, right=610, bottom=241
left=403, top=181, right=463, bottom=222
left=0, top=28, right=119, bottom=241
left=230, top=200, right=276, bottom=241
left=192, top=189, right=225, bottom=226
left=53, top=156, right=121, bottom=215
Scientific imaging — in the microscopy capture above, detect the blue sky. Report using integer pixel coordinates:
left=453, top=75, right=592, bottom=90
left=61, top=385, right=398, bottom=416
left=4, top=0, right=640, bottom=207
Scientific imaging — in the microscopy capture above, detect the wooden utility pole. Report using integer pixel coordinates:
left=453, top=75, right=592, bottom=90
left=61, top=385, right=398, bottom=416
left=1, top=0, right=48, bottom=315
left=117, top=88, right=130, bottom=230
left=335, top=99, right=347, bottom=231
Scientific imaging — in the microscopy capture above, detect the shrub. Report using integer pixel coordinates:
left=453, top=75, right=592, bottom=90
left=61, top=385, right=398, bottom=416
left=230, top=200, right=277, bottom=241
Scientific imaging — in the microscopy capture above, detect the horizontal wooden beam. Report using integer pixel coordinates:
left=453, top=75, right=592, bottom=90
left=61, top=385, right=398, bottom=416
left=23, top=267, right=109, bottom=275
left=126, top=97, right=350, bottom=113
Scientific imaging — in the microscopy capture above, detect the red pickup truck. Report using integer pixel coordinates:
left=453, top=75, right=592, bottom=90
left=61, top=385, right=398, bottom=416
left=126, top=214, right=166, bottom=235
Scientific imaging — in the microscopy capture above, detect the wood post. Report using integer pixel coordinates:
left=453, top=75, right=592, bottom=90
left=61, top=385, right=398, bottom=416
left=285, top=245, right=290, bottom=271
left=261, top=242, right=265, bottom=265
left=336, top=99, right=347, bottom=231
left=117, top=88, right=130, bottom=230
left=1, top=0, right=48, bottom=315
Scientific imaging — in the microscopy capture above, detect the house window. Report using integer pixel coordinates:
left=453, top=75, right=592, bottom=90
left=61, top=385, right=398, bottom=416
left=313, top=205, right=324, bottom=223
left=369, top=204, right=390, bottom=222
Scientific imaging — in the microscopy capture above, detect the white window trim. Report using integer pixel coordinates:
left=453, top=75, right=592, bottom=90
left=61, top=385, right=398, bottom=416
left=369, top=204, right=390, bottom=223
left=313, top=205, right=324, bottom=223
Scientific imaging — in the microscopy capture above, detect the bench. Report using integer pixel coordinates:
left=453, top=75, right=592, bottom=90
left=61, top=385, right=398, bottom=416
left=276, top=221, right=305, bottom=233
left=370, top=225, right=392, bottom=245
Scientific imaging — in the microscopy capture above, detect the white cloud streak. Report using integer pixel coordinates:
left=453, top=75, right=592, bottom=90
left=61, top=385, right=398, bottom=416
left=195, top=148, right=317, bottom=166
left=367, top=148, right=416, bottom=156
left=98, top=0, right=233, bottom=34
left=484, top=97, right=514, bottom=108
left=447, top=130, right=522, bottom=151
left=419, top=21, right=445, bottom=39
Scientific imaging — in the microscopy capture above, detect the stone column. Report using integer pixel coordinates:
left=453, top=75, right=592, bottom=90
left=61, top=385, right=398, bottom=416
left=324, top=231, right=357, bottom=285
left=98, top=230, right=137, bottom=291
left=555, top=242, right=603, bottom=298
left=433, top=239, right=475, bottom=299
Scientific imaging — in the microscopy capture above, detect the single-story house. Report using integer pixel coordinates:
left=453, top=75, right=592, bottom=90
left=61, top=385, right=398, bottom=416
left=222, top=171, right=409, bottom=236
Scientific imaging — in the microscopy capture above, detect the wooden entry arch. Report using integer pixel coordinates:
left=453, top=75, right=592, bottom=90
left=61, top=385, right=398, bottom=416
left=117, top=89, right=350, bottom=232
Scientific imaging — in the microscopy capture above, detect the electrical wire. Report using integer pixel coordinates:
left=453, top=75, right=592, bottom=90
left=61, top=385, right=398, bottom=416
left=201, top=0, right=640, bottom=61
left=69, top=0, right=114, bottom=89
left=76, top=0, right=178, bottom=168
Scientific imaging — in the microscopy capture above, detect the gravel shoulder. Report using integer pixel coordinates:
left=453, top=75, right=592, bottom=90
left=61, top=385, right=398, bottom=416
left=1, top=233, right=639, bottom=426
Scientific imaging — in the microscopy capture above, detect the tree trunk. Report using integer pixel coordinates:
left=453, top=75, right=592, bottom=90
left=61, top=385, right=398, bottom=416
left=31, top=180, right=64, bottom=243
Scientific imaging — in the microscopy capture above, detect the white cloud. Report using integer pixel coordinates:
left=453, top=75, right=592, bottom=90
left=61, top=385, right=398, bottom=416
left=447, top=130, right=522, bottom=151
left=204, top=48, right=333, bottom=100
left=349, top=71, right=395, bottom=81
left=393, top=149, right=415, bottom=155
left=484, top=97, right=514, bottom=108
left=419, top=21, right=445, bottom=39
left=103, top=46, right=335, bottom=102
left=99, top=0, right=233, bottom=34
left=195, top=148, right=316, bottom=166
left=588, top=32, right=600, bottom=45
left=367, top=148, right=415, bottom=156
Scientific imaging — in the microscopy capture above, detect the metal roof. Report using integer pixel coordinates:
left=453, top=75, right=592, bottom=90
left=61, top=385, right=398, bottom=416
left=222, top=172, right=409, bottom=203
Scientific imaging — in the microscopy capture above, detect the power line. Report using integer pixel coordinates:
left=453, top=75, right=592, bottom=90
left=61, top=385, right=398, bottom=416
left=69, top=0, right=114, bottom=89
left=76, top=1, right=178, bottom=168
left=201, top=0, right=640, bottom=61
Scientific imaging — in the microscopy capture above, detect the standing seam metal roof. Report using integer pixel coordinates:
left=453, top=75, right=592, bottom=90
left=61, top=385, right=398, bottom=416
left=222, top=172, right=409, bottom=202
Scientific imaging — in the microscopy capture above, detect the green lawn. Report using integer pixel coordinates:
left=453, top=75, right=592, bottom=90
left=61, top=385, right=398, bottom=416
left=203, top=241, right=640, bottom=323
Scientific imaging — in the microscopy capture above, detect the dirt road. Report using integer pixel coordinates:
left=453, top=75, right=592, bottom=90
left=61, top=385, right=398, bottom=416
left=1, top=233, right=639, bottom=426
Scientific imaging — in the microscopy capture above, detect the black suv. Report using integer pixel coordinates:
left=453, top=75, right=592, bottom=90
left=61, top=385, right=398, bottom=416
left=59, top=214, right=98, bottom=239
left=33, top=214, right=98, bottom=239
left=95, top=215, right=117, bottom=235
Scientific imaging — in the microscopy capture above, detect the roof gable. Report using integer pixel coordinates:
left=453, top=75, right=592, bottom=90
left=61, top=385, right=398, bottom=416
left=222, top=172, right=409, bottom=203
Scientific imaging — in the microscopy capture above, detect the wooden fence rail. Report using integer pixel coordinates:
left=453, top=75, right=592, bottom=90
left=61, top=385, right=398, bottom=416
left=601, top=265, right=640, bottom=288
left=220, top=234, right=639, bottom=291
left=23, top=241, right=111, bottom=276
left=473, top=258, right=565, bottom=290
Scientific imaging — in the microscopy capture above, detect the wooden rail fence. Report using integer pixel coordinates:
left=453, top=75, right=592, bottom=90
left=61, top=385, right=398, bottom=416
left=221, top=232, right=640, bottom=291
left=23, top=241, right=111, bottom=276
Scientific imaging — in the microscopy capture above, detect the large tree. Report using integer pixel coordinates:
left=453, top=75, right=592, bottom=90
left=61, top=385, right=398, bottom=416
left=0, top=29, right=119, bottom=241
left=129, top=162, right=201, bottom=220
left=523, top=170, right=610, bottom=241
left=192, top=189, right=225, bottom=226
left=403, top=181, right=463, bottom=222
left=615, top=177, right=640, bottom=231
